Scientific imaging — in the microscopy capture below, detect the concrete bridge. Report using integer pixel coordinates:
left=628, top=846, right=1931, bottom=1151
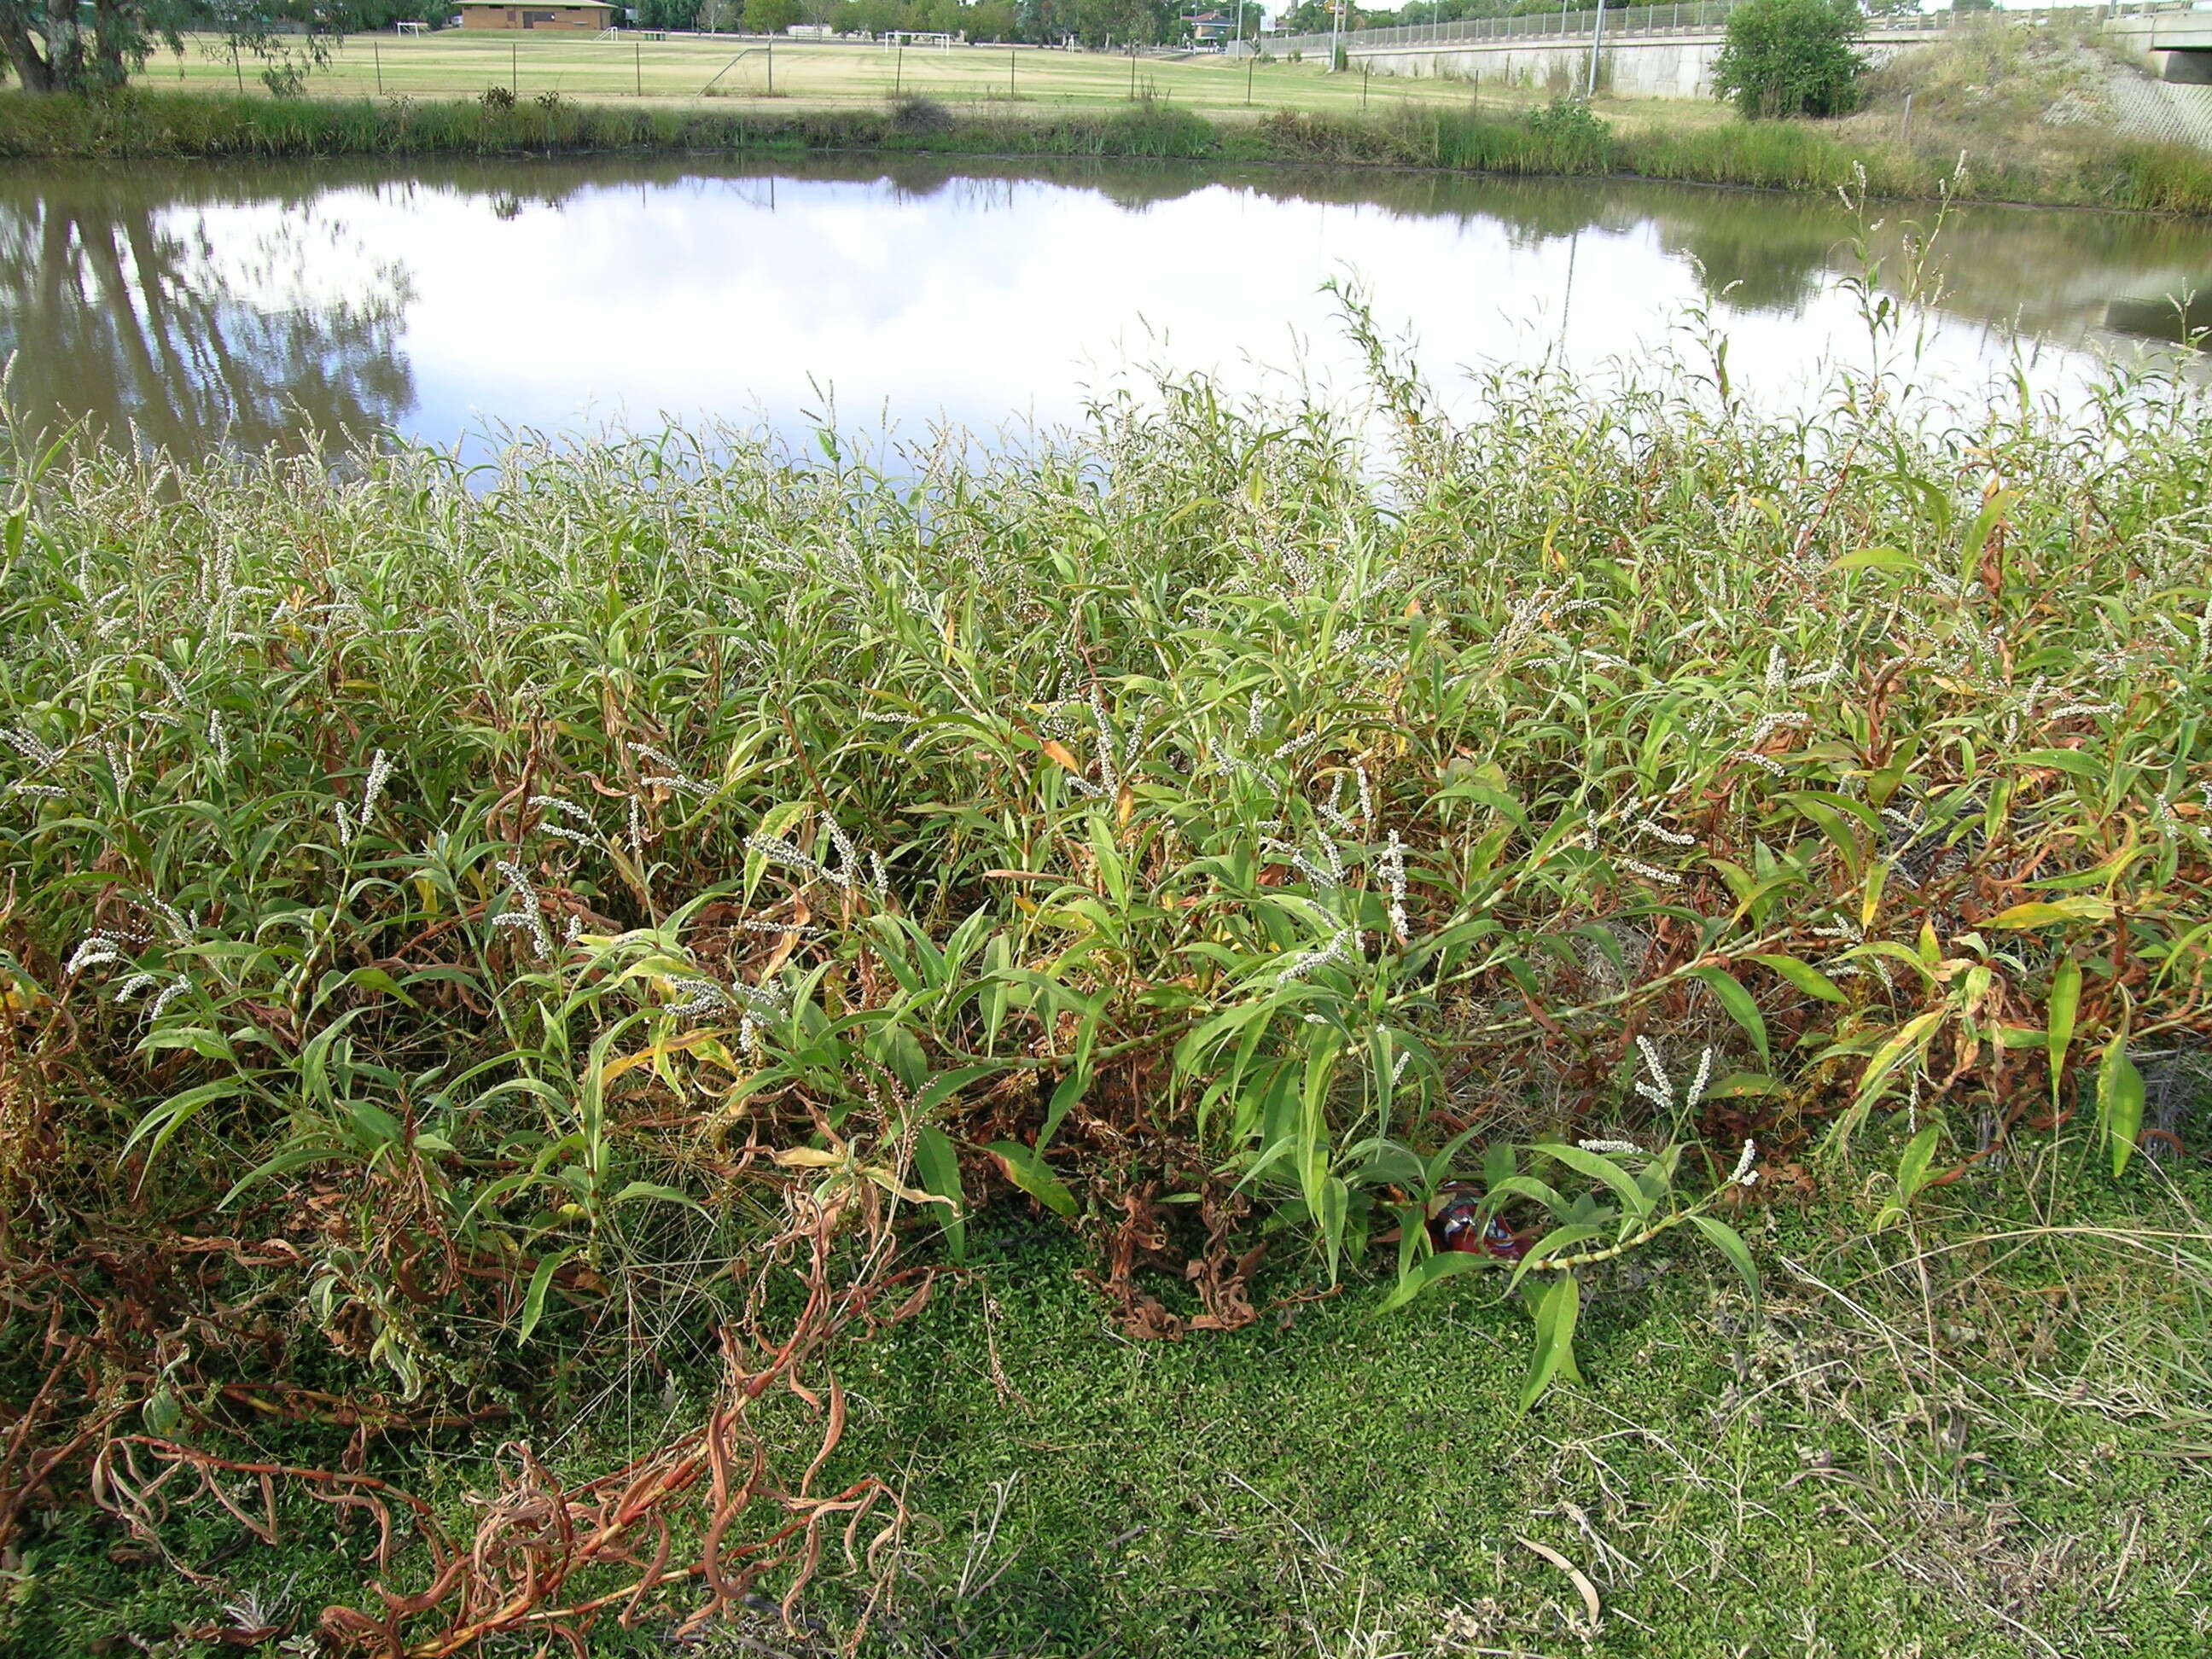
left=1249, top=1, right=2212, bottom=102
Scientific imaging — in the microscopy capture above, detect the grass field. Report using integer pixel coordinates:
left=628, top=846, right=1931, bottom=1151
left=160, top=30, right=1576, bottom=120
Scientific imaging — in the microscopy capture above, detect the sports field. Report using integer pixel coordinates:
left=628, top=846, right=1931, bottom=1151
left=157, top=30, right=1549, bottom=118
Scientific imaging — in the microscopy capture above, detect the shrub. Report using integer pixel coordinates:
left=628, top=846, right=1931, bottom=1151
left=480, top=84, right=515, bottom=113
left=888, top=92, right=952, bottom=133
left=1713, top=0, right=1869, bottom=119
left=742, top=0, right=800, bottom=31
left=1524, top=94, right=1609, bottom=140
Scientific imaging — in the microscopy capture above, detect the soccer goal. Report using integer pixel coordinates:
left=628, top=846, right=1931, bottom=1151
left=881, top=30, right=953, bottom=49
left=393, top=19, right=426, bottom=32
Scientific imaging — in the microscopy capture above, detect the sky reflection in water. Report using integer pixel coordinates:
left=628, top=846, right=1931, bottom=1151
left=1, top=156, right=2207, bottom=460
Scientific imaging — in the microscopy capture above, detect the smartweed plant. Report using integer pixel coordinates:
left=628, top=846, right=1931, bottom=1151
left=0, top=274, right=2208, bottom=1645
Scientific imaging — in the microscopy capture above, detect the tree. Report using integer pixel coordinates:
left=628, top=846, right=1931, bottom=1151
left=1711, top=0, right=1866, bottom=119
left=1068, top=0, right=1170, bottom=46
left=0, top=0, right=342, bottom=96
left=634, top=0, right=701, bottom=25
left=0, top=167, right=413, bottom=450
left=0, top=0, right=180, bottom=93
left=969, top=0, right=1018, bottom=38
left=742, top=0, right=800, bottom=27
left=1018, top=0, right=1073, bottom=39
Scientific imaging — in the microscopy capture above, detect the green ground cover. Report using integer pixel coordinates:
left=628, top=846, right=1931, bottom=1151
left=14, top=1182, right=2212, bottom=1657
left=2, top=264, right=2210, bottom=1655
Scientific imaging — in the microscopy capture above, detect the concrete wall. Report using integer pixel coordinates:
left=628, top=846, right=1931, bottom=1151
left=1356, top=32, right=1912, bottom=100
left=1362, top=37, right=1718, bottom=99
left=1311, top=4, right=2212, bottom=102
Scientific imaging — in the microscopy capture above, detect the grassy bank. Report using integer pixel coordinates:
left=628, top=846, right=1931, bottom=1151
left=15, top=1188, right=2212, bottom=1656
left=4, top=84, right=2212, bottom=212
left=2, top=281, right=2210, bottom=1654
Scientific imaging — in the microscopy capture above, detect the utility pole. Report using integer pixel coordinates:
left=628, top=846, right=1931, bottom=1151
left=1330, top=0, right=1343, bottom=69
left=1585, top=0, right=1604, bottom=98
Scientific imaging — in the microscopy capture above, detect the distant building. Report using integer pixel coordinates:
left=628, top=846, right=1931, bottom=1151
left=1190, top=9, right=1233, bottom=42
left=457, top=0, right=615, bottom=29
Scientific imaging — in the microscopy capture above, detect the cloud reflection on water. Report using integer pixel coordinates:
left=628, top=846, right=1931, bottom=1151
left=1, top=156, right=2205, bottom=459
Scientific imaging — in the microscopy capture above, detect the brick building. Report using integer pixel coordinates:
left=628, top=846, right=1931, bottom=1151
left=457, top=1, right=617, bottom=30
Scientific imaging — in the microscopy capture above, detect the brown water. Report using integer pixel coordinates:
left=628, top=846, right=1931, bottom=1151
left=2, top=154, right=2207, bottom=459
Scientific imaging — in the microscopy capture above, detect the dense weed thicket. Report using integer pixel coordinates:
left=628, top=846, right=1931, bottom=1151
left=1, top=290, right=2209, bottom=1645
left=3, top=86, right=2211, bottom=212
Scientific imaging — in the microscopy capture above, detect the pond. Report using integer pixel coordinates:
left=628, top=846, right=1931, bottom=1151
left=2, top=153, right=2209, bottom=461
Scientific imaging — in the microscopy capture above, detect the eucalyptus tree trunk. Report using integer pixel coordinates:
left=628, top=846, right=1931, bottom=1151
left=91, top=0, right=132, bottom=86
left=0, top=0, right=142, bottom=92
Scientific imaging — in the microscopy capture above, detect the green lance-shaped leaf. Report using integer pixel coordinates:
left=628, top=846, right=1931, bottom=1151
left=1691, top=965, right=1769, bottom=1066
left=1897, top=1120, right=1942, bottom=1202
left=1505, top=1221, right=1610, bottom=1296
left=2097, top=1034, right=2145, bottom=1180
left=518, top=1246, right=578, bottom=1345
left=1377, top=1248, right=1499, bottom=1314
left=1518, top=1271, right=1583, bottom=1414
left=1535, top=1143, right=1652, bottom=1224
left=2046, top=956, right=2081, bottom=1109
left=1750, top=952, right=1849, bottom=1005
left=610, top=1180, right=707, bottom=1214
left=1688, top=1214, right=1760, bottom=1307
left=913, top=1125, right=967, bottom=1261
left=1983, top=897, right=2116, bottom=929
left=987, top=1139, right=1078, bottom=1217
left=1831, top=1007, right=1946, bottom=1151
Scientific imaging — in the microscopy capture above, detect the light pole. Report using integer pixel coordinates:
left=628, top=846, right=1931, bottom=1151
left=1330, top=0, right=1343, bottom=69
left=1585, top=0, right=1604, bottom=97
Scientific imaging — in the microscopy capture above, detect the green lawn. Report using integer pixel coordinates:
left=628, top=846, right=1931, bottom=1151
left=154, top=29, right=1647, bottom=120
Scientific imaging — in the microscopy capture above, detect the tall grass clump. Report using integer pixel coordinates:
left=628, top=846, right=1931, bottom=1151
left=0, top=87, right=1231, bottom=164
left=1, top=252, right=2209, bottom=1644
